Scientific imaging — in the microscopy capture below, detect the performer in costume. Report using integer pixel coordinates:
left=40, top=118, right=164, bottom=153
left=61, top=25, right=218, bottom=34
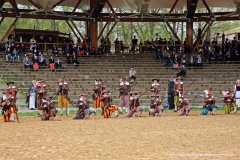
left=6, top=81, right=18, bottom=101
left=125, top=92, right=143, bottom=117
left=58, top=78, right=70, bottom=116
left=36, top=79, right=48, bottom=115
left=0, top=89, right=17, bottom=122
left=26, top=80, right=37, bottom=109
left=150, top=78, right=161, bottom=95
left=149, top=94, right=163, bottom=116
left=234, top=79, right=240, bottom=108
left=202, top=90, right=217, bottom=115
left=73, top=92, right=91, bottom=120
left=39, top=95, right=57, bottom=121
left=222, top=91, right=237, bottom=114
left=177, top=97, right=190, bottom=116
left=119, top=77, right=131, bottom=114
left=100, top=89, right=118, bottom=118
left=92, top=78, right=106, bottom=109
left=174, top=76, right=184, bottom=111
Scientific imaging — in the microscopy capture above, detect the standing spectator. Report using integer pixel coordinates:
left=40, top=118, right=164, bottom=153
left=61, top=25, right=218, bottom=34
left=129, top=67, right=136, bottom=81
left=106, top=38, right=111, bottom=53
left=30, top=38, right=36, bottom=51
left=47, top=36, right=54, bottom=49
left=168, top=37, right=174, bottom=51
left=131, top=36, right=138, bottom=52
left=20, top=43, right=25, bottom=53
left=120, top=41, right=124, bottom=53
left=23, top=55, right=32, bottom=69
left=100, top=37, right=106, bottom=51
left=72, top=52, right=79, bottom=65
left=38, top=53, right=46, bottom=66
left=91, top=45, right=97, bottom=55
left=39, top=35, right=45, bottom=51
left=52, top=44, right=58, bottom=56
left=5, top=47, right=12, bottom=61
left=114, top=38, right=119, bottom=53
left=181, top=54, right=187, bottom=66
left=85, top=44, right=90, bottom=55
left=18, top=36, right=23, bottom=43
left=172, top=54, right=179, bottom=69
left=55, top=56, right=62, bottom=69
left=188, top=54, right=194, bottom=67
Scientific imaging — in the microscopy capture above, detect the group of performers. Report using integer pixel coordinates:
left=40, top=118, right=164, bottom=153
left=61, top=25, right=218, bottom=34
left=1, top=76, right=240, bottom=122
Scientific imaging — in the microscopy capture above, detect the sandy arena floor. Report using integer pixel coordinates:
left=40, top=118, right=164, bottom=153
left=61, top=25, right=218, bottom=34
left=0, top=111, right=239, bottom=160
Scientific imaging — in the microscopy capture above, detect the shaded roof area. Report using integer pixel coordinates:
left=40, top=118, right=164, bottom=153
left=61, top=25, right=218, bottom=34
left=13, top=0, right=236, bottom=10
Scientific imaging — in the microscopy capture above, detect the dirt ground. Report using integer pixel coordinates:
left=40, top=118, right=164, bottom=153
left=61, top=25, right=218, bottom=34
left=0, top=111, right=239, bottom=160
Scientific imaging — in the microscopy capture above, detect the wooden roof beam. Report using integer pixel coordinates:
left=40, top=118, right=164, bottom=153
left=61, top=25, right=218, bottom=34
left=27, top=0, right=42, bottom=9
left=70, top=21, right=88, bottom=45
left=72, top=0, right=82, bottom=15
left=186, top=0, right=199, bottom=18
left=0, top=0, right=7, bottom=8
left=1, top=18, right=19, bottom=41
left=65, top=20, right=79, bottom=39
left=9, top=0, right=20, bottom=17
left=52, top=0, right=65, bottom=8
left=91, top=0, right=107, bottom=18
left=202, top=0, right=214, bottom=17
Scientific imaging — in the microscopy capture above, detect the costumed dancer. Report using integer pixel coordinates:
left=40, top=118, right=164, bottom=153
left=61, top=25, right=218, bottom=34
left=36, top=79, right=48, bottom=115
left=125, top=92, right=143, bottom=117
left=58, top=78, right=70, bottom=116
left=73, top=92, right=91, bottom=120
left=222, top=90, right=237, bottom=114
left=177, top=96, right=190, bottom=116
left=119, top=77, right=131, bottom=114
left=39, top=95, right=57, bottom=121
left=26, top=80, right=37, bottom=109
left=234, top=79, right=240, bottom=108
left=92, top=78, right=106, bottom=111
left=0, top=89, right=18, bottom=122
left=174, top=76, right=184, bottom=111
left=202, top=90, right=217, bottom=115
left=149, top=94, right=163, bottom=117
left=100, top=89, right=118, bottom=118
left=6, top=81, right=18, bottom=101
left=150, top=78, right=161, bottom=95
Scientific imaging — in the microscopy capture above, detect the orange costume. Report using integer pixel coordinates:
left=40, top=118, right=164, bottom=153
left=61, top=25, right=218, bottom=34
left=100, top=89, right=118, bottom=118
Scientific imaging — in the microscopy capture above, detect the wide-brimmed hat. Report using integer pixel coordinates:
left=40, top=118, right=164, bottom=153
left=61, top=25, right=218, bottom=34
left=7, top=82, right=14, bottom=85
left=79, top=92, right=87, bottom=97
left=152, top=78, right=159, bottom=82
left=95, top=78, right=102, bottom=81
left=130, top=92, right=137, bottom=96
left=2, top=89, right=12, bottom=94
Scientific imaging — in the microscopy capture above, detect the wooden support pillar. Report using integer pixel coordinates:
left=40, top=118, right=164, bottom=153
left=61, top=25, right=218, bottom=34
left=90, top=0, right=98, bottom=47
left=1, top=18, right=18, bottom=41
left=186, top=0, right=193, bottom=49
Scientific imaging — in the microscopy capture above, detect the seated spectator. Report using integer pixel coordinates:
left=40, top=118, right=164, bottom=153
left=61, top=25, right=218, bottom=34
left=38, top=53, right=46, bottom=66
left=217, top=50, right=224, bottom=61
left=49, top=55, right=55, bottom=71
left=181, top=54, right=187, bottom=66
left=197, top=53, right=203, bottom=68
left=225, top=50, right=231, bottom=61
left=32, top=55, right=40, bottom=71
left=23, top=55, right=32, bottom=69
left=85, top=44, right=90, bottom=55
left=65, top=53, right=71, bottom=64
left=55, top=56, right=62, bottom=69
left=52, top=44, right=58, bottom=56
left=165, top=54, right=172, bottom=67
left=12, top=48, right=20, bottom=61
left=32, top=43, right=39, bottom=56
left=5, top=47, right=12, bottom=61
left=188, top=54, right=195, bottom=67
left=20, top=43, right=25, bottom=53
left=72, top=52, right=79, bottom=65
left=91, top=45, right=97, bottom=55
left=30, top=38, right=36, bottom=51
left=78, top=44, right=85, bottom=56
left=172, top=54, right=179, bottom=69
left=0, top=41, right=6, bottom=51
left=156, top=48, right=163, bottom=60
left=10, top=42, right=15, bottom=52
left=97, top=45, right=104, bottom=55
left=176, top=65, right=186, bottom=77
